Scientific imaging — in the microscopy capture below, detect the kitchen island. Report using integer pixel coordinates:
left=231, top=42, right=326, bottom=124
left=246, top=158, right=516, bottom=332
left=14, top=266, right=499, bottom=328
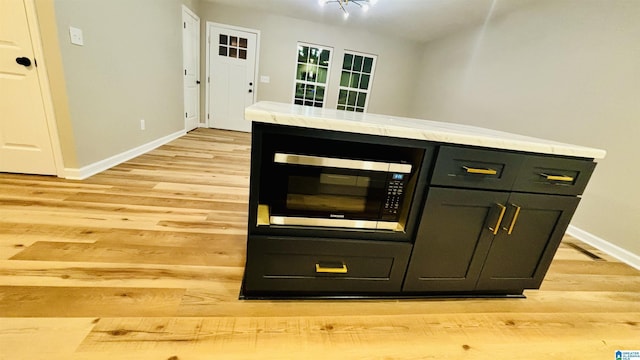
left=241, top=101, right=606, bottom=299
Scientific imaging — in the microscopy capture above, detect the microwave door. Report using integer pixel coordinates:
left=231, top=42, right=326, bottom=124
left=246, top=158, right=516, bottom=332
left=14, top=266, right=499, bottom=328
left=267, top=153, right=409, bottom=230
left=283, top=168, right=386, bottom=218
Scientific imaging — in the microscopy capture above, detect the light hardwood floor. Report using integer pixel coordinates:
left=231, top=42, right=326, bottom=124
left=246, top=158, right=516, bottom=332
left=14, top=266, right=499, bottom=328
left=0, top=128, right=638, bottom=359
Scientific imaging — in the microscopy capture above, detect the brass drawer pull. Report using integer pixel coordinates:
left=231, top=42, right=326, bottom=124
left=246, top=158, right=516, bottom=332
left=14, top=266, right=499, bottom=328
left=540, top=173, right=574, bottom=182
left=315, top=264, right=348, bottom=274
left=463, top=166, right=497, bottom=175
left=489, top=203, right=507, bottom=235
left=505, top=204, right=521, bottom=235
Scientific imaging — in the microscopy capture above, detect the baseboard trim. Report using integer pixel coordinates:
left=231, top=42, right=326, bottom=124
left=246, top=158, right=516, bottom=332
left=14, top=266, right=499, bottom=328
left=63, top=129, right=186, bottom=180
left=566, top=225, right=640, bottom=270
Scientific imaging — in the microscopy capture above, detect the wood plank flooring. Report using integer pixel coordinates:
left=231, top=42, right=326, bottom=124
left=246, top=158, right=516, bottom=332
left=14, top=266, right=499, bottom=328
left=0, top=128, right=638, bottom=359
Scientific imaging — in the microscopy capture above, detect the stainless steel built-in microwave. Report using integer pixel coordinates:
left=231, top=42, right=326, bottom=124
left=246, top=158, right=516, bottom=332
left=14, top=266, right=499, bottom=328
left=261, top=152, right=413, bottom=231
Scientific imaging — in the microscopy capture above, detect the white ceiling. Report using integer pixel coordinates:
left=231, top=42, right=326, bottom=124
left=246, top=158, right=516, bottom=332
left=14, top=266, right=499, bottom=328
left=202, top=0, right=533, bottom=43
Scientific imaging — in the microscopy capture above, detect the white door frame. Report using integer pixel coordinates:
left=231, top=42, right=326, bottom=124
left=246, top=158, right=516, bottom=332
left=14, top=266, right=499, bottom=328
left=182, top=5, right=200, bottom=131
left=205, top=22, right=260, bottom=128
left=23, top=0, right=65, bottom=176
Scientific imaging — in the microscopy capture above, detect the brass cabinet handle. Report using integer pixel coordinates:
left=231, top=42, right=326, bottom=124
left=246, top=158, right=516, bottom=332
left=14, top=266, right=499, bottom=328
left=540, top=173, right=574, bottom=182
left=315, top=264, right=348, bottom=274
left=463, top=166, right=497, bottom=175
left=505, top=204, right=522, bottom=235
left=488, top=203, right=507, bottom=235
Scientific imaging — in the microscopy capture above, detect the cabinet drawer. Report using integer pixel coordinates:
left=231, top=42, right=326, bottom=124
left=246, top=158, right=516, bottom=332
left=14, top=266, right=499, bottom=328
left=512, top=156, right=596, bottom=195
left=244, top=236, right=412, bottom=294
left=431, top=146, right=522, bottom=190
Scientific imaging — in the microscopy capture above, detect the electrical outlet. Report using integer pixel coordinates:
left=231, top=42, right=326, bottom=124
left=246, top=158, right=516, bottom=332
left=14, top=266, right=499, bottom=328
left=140, top=119, right=145, bottom=130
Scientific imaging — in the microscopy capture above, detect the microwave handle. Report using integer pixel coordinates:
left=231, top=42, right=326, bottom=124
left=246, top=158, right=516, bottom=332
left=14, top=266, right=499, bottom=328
left=273, top=153, right=412, bottom=174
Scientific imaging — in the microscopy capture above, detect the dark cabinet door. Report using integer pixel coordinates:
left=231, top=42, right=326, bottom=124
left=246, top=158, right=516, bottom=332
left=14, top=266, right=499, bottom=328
left=475, top=193, right=580, bottom=291
left=402, top=188, right=509, bottom=292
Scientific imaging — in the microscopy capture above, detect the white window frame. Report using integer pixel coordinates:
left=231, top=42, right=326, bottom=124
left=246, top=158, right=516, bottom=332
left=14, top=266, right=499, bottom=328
left=292, top=42, right=334, bottom=108
left=337, top=50, right=377, bottom=113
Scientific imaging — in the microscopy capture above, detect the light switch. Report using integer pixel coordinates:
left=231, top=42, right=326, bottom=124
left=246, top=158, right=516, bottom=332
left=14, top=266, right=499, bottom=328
left=69, top=26, right=84, bottom=46
left=260, top=75, right=270, bottom=84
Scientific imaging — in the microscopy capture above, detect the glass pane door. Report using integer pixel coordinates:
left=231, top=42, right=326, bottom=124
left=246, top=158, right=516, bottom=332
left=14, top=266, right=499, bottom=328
left=293, top=43, right=333, bottom=108
left=337, top=51, right=376, bottom=113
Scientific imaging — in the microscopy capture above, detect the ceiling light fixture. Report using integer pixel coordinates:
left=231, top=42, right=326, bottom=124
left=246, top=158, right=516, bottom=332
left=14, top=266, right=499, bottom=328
left=319, top=0, right=378, bottom=19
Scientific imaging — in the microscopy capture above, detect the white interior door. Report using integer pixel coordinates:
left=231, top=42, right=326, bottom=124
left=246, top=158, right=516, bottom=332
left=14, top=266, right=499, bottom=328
left=182, top=6, right=200, bottom=132
left=0, top=0, right=57, bottom=175
left=207, top=24, right=258, bottom=132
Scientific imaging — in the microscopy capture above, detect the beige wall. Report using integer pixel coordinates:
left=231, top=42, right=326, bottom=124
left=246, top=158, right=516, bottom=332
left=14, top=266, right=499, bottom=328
left=49, top=0, right=186, bottom=168
left=34, top=0, right=78, bottom=168
left=410, top=0, right=640, bottom=256
left=198, top=2, right=422, bottom=118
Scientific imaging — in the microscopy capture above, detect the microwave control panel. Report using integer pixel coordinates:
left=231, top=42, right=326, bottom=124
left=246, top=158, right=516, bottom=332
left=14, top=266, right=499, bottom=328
left=382, top=173, right=407, bottom=218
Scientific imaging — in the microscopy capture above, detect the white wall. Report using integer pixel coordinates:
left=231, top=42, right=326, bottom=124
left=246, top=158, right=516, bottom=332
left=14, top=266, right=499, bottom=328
left=411, top=0, right=640, bottom=256
left=199, top=2, right=423, bottom=117
left=51, top=0, right=186, bottom=168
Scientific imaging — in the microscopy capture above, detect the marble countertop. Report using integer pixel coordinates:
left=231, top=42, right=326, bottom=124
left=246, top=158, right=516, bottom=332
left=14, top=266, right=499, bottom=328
left=245, top=102, right=606, bottom=159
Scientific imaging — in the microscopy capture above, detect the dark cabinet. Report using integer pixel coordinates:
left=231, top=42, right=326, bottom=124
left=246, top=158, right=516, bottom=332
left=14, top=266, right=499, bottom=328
left=244, top=236, right=412, bottom=295
left=403, top=188, right=509, bottom=292
left=475, top=193, right=580, bottom=291
left=512, top=156, right=596, bottom=196
left=430, top=146, right=523, bottom=191
left=403, top=146, right=588, bottom=295
left=404, top=189, right=579, bottom=294
left=241, top=127, right=597, bottom=299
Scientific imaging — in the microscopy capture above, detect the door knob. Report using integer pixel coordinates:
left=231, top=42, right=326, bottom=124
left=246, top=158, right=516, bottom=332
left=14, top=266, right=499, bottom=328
left=196, top=80, right=201, bottom=84
left=16, top=57, right=32, bottom=67
left=249, top=82, right=253, bottom=86
left=248, top=89, right=253, bottom=93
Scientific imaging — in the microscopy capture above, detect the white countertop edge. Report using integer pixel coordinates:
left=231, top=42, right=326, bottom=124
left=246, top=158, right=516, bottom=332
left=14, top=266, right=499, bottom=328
left=245, top=102, right=607, bottom=160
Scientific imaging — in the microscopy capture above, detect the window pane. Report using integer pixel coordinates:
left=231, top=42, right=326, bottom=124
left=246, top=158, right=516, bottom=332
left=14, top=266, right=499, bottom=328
left=219, top=34, right=228, bottom=45
left=314, top=102, right=323, bottom=108
left=350, top=73, right=360, bottom=88
left=307, top=65, right=319, bottom=82
left=298, top=45, right=309, bottom=63
left=338, top=89, right=347, bottom=105
left=239, top=38, right=248, bottom=48
left=347, top=91, right=357, bottom=106
left=360, top=74, right=370, bottom=90
left=296, top=64, right=307, bottom=81
left=304, top=100, right=314, bottom=106
left=318, top=67, right=328, bottom=83
left=239, top=49, right=247, bottom=59
left=230, top=36, right=238, bottom=47
left=305, top=85, right=316, bottom=100
left=353, top=55, right=363, bottom=71
left=218, top=46, right=227, bottom=56
left=337, top=105, right=346, bottom=110
left=294, top=99, right=303, bottom=105
left=357, top=92, right=367, bottom=107
left=340, top=71, right=350, bottom=87
left=309, top=47, right=320, bottom=64
left=295, top=83, right=305, bottom=99
left=342, top=53, right=353, bottom=70
left=363, top=57, right=373, bottom=74
left=356, top=107, right=364, bottom=113
left=347, top=106, right=355, bottom=111
left=315, top=86, right=325, bottom=102
left=229, top=47, right=237, bottom=58
left=319, top=50, right=330, bottom=66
